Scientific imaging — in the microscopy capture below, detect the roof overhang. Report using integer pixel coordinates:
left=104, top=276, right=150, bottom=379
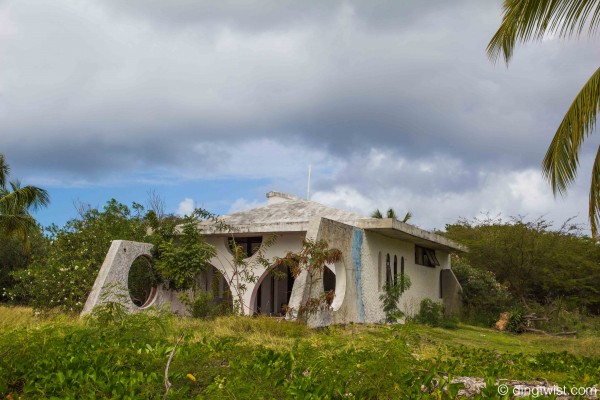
left=200, top=221, right=309, bottom=235
left=358, top=218, right=467, bottom=252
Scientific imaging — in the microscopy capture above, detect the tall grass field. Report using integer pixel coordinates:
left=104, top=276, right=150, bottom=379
left=0, top=306, right=598, bottom=399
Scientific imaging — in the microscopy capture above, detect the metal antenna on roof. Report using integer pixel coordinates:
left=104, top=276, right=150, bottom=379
left=307, top=164, right=312, bottom=200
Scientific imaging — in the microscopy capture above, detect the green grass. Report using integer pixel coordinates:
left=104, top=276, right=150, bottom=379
left=0, top=306, right=599, bottom=399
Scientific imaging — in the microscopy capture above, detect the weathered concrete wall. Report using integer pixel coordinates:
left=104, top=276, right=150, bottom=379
left=285, top=217, right=359, bottom=327
left=441, top=268, right=462, bottom=316
left=81, top=240, right=188, bottom=315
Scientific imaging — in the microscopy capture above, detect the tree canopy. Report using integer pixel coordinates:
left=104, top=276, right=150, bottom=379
left=0, top=154, right=49, bottom=251
left=445, top=215, right=600, bottom=315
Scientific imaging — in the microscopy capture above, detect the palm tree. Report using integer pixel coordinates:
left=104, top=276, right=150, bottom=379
left=487, top=1, right=600, bottom=237
left=371, top=208, right=412, bottom=222
left=0, top=154, right=50, bottom=251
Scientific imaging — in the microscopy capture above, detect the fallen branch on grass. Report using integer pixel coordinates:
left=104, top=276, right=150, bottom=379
left=163, top=333, right=184, bottom=400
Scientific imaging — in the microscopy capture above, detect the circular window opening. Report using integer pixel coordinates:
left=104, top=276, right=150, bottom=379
left=128, top=256, right=159, bottom=308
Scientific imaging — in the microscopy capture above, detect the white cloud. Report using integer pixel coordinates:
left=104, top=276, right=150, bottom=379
left=176, top=198, right=196, bottom=216
left=228, top=197, right=267, bottom=214
left=311, top=150, right=590, bottom=232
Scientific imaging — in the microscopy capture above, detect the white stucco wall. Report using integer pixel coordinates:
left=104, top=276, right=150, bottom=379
left=361, top=231, right=451, bottom=318
left=205, top=232, right=305, bottom=315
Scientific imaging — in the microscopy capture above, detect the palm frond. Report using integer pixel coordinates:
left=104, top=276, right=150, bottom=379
left=386, top=208, right=397, bottom=219
left=589, top=145, right=600, bottom=237
left=542, top=66, right=600, bottom=195
left=371, top=209, right=383, bottom=218
left=488, top=0, right=600, bottom=64
left=402, top=211, right=412, bottom=223
left=0, top=213, right=36, bottom=237
left=0, top=182, right=50, bottom=212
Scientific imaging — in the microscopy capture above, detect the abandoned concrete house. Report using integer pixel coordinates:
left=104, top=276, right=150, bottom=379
left=82, top=191, right=465, bottom=326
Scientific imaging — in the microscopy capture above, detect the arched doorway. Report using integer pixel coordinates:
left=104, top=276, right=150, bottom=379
left=253, top=264, right=295, bottom=316
left=197, top=265, right=233, bottom=313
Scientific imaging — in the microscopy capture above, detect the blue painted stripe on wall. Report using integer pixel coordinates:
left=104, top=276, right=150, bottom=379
left=352, top=228, right=365, bottom=323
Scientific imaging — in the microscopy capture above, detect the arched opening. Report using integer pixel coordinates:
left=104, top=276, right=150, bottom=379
left=253, top=264, right=295, bottom=316
left=393, top=255, right=398, bottom=285
left=378, top=251, right=382, bottom=290
left=127, top=255, right=158, bottom=309
left=400, top=257, right=405, bottom=293
left=385, top=254, right=391, bottom=285
left=323, top=265, right=336, bottom=306
left=198, top=265, right=233, bottom=312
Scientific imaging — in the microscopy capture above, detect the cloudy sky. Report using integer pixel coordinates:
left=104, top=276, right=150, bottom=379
left=2, top=0, right=599, bottom=232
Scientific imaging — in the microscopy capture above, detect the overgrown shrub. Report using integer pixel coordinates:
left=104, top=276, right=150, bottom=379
left=414, top=298, right=457, bottom=329
left=451, top=256, right=512, bottom=326
left=0, top=227, right=48, bottom=304
left=7, top=200, right=149, bottom=312
left=149, top=210, right=216, bottom=291
left=507, top=309, right=525, bottom=333
left=445, top=216, right=600, bottom=315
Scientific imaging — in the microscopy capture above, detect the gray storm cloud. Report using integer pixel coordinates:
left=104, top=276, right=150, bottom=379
left=1, top=0, right=599, bottom=231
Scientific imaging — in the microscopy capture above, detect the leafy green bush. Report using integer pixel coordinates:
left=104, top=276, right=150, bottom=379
left=0, top=227, right=48, bottom=304
left=415, top=298, right=443, bottom=327
left=414, top=298, right=457, bottom=328
left=451, top=256, right=512, bottom=326
left=445, top=216, right=600, bottom=315
left=149, top=210, right=216, bottom=292
left=7, top=200, right=149, bottom=313
left=507, top=309, right=525, bottom=333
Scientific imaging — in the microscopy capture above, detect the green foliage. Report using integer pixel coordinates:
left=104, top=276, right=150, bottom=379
left=507, top=309, right=525, bottom=334
left=451, top=256, right=512, bottom=326
left=1, top=312, right=599, bottom=399
left=0, top=227, right=48, bottom=304
left=276, top=239, right=343, bottom=320
left=414, top=298, right=458, bottom=329
left=7, top=199, right=149, bottom=312
left=370, top=208, right=412, bottom=222
left=0, top=154, right=50, bottom=252
left=415, top=298, right=444, bottom=327
left=5, top=197, right=223, bottom=316
left=379, top=275, right=411, bottom=323
left=127, top=256, right=160, bottom=307
left=149, top=210, right=216, bottom=291
left=445, top=216, right=600, bottom=315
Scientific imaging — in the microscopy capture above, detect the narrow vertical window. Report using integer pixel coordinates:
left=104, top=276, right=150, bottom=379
left=439, top=270, right=443, bottom=299
left=378, top=251, right=382, bottom=290
left=393, top=255, right=398, bottom=285
left=385, top=254, right=391, bottom=285
left=401, top=257, right=405, bottom=293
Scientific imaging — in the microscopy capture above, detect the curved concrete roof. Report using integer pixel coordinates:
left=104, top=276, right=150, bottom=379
left=200, top=191, right=466, bottom=252
left=200, top=191, right=363, bottom=234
